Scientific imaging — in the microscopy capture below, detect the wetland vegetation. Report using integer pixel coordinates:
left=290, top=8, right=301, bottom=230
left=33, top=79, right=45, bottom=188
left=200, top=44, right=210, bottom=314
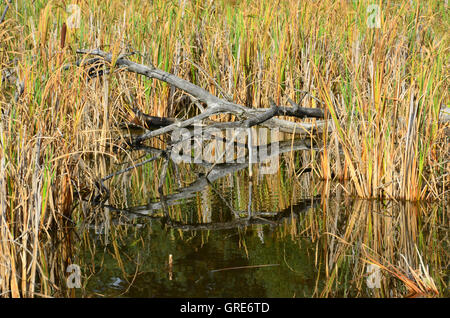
left=0, top=0, right=448, bottom=298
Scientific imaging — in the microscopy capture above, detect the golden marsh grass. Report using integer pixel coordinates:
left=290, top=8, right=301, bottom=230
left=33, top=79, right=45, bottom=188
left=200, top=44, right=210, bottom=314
left=0, top=0, right=448, bottom=297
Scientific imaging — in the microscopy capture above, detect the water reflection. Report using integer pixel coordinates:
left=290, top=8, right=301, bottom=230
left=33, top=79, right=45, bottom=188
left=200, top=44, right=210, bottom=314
left=72, top=153, right=448, bottom=298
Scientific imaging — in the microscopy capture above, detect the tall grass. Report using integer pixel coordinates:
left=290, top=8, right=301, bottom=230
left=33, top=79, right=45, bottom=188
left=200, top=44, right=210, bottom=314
left=0, top=0, right=448, bottom=297
left=319, top=1, right=449, bottom=200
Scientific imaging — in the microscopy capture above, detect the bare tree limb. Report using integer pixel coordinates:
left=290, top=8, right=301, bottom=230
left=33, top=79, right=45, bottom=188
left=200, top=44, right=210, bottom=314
left=76, top=48, right=326, bottom=144
left=0, top=0, right=11, bottom=24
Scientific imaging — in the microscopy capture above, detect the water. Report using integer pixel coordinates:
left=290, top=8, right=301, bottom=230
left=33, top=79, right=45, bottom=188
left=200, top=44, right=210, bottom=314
left=82, top=201, right=320, bottom=297
left=73, top=157, right=449, bottom=298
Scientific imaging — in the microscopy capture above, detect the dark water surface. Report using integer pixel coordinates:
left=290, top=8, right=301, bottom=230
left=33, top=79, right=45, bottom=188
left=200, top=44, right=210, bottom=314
left=76, top=150, right=448, bottom=298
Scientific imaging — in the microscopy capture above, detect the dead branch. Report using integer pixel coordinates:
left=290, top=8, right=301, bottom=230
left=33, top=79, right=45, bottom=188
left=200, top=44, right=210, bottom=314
left=0, top=0, right=11, bottom=24
left=76, top=48, right=326, bottom=144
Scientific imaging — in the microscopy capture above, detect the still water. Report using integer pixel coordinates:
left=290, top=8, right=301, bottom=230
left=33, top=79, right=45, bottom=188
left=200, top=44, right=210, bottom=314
left=73, top=154, right=448, bottom=298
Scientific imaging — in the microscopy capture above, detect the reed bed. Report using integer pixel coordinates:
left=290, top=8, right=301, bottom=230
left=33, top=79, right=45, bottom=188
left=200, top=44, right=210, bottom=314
left=0, top=0, right=448, bottom=297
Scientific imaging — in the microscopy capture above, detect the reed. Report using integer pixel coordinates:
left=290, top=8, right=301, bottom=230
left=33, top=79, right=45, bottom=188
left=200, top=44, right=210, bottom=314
left=311, top=197, right=447, bottom=297
left=0, top=0, right=448, bottom=297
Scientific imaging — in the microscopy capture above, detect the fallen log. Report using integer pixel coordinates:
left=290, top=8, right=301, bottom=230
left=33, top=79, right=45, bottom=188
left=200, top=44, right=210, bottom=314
left=76, top=48, right=326, bottom=144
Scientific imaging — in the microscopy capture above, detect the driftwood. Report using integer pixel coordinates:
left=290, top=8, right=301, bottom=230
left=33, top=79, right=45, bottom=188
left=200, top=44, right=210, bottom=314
left=0, top=0, right=11, bottom=24
left=71, top=49, right=450, bottom=212
left=76, top=48, right=326, bottom=144
left=72, top=48, right=328, bottom=208
left=75, top=49, right=450, bottom=136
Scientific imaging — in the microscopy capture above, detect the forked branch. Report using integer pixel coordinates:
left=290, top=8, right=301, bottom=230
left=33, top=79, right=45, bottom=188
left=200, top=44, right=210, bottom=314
left=76, top=48, right=326, bottom=144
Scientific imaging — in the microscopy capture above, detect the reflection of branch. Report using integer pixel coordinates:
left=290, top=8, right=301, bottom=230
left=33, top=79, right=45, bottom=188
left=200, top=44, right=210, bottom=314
left=121, top=162, right=249, bottom=215
left=103, top=138, right=318, bottom=215
left=101, top=155, right=159, bottom=181
left=166, top=216, right=276, bottom=231
left=95, top=134, right=319, bottom=209
left=104, top=197, right=320, bottom=232
left=205, top=176, right=240, bottom=218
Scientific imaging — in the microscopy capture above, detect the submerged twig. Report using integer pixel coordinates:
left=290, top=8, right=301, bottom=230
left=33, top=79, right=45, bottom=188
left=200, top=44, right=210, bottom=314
left=209, top=264, right=280, bottom=273
left=101, top=156, right=159, bottom=182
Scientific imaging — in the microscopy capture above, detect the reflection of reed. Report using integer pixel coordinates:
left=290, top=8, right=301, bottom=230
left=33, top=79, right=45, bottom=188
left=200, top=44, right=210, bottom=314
left=106, top=137, right=321, bottom=214
left=76, top=139, right=447, bottom=298
left=313, top=199, right=447, bottom=297
left=72, top=163, right=447, bottom=298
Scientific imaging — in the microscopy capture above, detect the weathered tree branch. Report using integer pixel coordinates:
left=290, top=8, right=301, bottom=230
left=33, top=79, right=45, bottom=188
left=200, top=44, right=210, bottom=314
left=76, top=48, right=326, bottom=144
left=0, top=0, right=11, bottom=24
